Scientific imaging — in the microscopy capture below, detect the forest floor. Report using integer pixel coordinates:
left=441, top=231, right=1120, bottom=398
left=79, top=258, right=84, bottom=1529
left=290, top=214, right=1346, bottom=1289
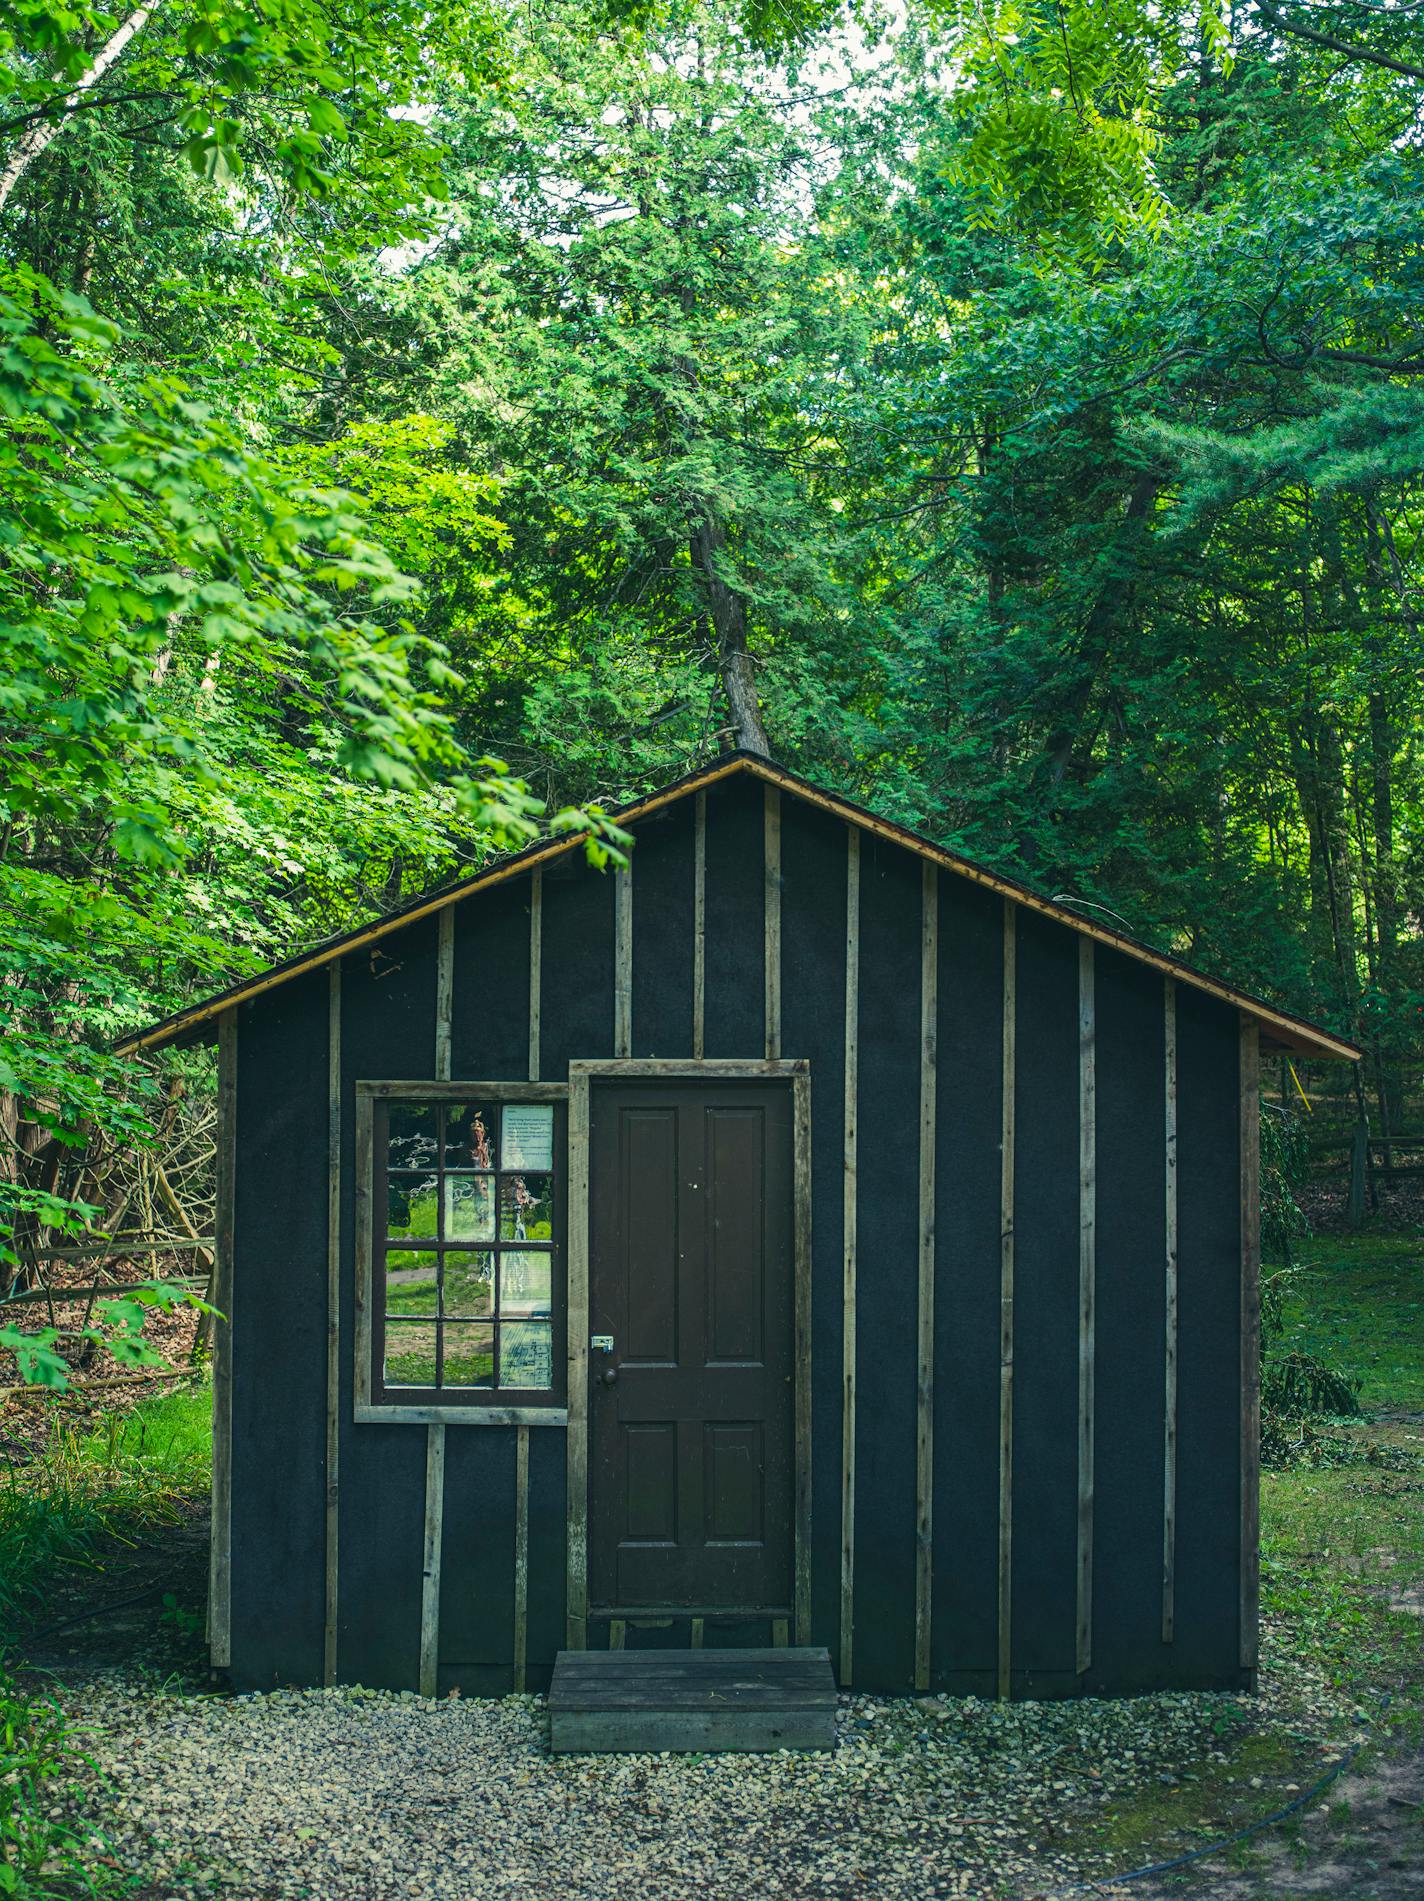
left=2, top=1232, right=1420, bottom=1900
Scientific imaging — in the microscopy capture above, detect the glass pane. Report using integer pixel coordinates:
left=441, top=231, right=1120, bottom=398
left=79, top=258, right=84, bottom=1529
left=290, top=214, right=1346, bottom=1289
left=442, top=1250, right=494, bottom=1317
left=444, top=1174, right=494, bottom=1242
left=388, top=1104, right=438, bottom=1173
left=442, top=1321, right=494, bottom=1388
left=388, top=1175, right=438, bottom=1244
left=445, top=1103, right=495, bottom=1171
left=500, top=1320, right=552, bottom=1390
left=385, top=1252, right=438, bottom=1319
left=499, top=1249, right=552, bottom=1316
left=384, top=1320, right=437, bottom=1388
left=499, top=1173, right=553, bottom=1242
left=500, top=1103, right=554, bottom=1172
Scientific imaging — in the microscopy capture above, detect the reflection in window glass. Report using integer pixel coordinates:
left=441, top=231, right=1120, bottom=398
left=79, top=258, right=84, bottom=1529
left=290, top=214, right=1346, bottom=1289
left=499, top=1173, right=553, bottom=1241
left=388, top=1105, right=438, bottom=1173
left=388, top=1176, right=438, bottom=1244
left=501, top=1320, right=552, bottom=1389
left=444, top=1173, right=494, bottom=1242
left=445, top=1104, right=495, bottom=1170
left=385, top=1320, right=438, bottom=1387
left=386, top=1254, right=438, bottom=1318
left=500, top=1249, right=552, bottom=1316
left=442, top=1322, right=495, bottom=1387
left=442, top=1251, right=494, bottom=1317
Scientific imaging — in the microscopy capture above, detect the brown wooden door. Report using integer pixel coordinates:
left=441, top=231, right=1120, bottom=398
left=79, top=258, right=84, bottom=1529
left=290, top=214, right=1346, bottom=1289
left=588, top=1078, right=795, bottom=1614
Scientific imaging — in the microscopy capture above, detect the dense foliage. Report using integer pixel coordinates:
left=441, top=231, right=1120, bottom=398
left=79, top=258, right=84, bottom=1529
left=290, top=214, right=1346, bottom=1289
left=3, top=0, right=1422, bottom=1274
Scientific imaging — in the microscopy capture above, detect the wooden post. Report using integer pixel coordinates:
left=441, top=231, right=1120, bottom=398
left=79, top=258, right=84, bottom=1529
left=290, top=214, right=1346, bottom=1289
left=914, top=862, right=938, bottom=1693
left=840, top=827, right=860, bottom=1687
left=693, top=791, right=706, bottom=1060
left=513, top=1424, right=530, bottom=1691
left=209, top=1007, right=237, bottom=1671
left=1076, top=939, right=1095, bottom=1677
left=566, top=1071, right=591, bottom=1649
left=1240, top=1018, right=1261, bottom=1675
left=997, top=901, right=1016, bottom=1701
left=1162, top=980, right=1179, bottom=1644
left=419, top=1422, right=446, bottom=1696
left=765, top=785, right=782, bottom=1061
left=528, top=868, right=542, bottom=1082
left=324, top=966, right=342, bottom=1684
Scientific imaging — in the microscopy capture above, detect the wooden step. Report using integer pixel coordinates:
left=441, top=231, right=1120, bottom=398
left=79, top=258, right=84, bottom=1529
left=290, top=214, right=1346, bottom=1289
left=548, top=1645, right=837, bottom=1754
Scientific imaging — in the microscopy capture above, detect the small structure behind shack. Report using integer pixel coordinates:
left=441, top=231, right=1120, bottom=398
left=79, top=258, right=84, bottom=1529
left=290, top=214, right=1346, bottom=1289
left=118, top=752, right=1358, bottom=1699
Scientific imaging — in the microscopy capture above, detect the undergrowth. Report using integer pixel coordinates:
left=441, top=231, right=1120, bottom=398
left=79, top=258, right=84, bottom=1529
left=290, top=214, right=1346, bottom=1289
left=0, top=1663, right=114, bottom=1897
left=0, top=1386, right=211, bottom=1636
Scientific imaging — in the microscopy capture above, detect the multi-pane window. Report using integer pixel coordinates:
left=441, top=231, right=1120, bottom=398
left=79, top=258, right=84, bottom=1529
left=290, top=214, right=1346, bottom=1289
left=374, top=1098, right=562, bottom=1403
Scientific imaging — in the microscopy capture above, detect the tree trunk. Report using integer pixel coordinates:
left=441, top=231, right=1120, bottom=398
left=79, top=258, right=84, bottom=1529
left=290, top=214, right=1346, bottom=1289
left=690, top=508, right=771, bottom=757
left=0, top=3, right=158, bottom=215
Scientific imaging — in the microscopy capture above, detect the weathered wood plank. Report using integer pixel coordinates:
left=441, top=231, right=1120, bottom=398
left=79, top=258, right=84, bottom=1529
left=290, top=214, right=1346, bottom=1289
left=513, top=1423, right=530, bottom=1691
left=209, top=1006, right=237, bottom=1670
left=1163, top=979, right=1179, bottom=1644
left=356, top=1080, right=569, bottom=1102
left=419, top=1422, right=446, bottom=1697
left=569, top=1059, right=807, bottom=1080
left=1240, top=1017, right=1261, bottom=1674
left=614, top=863, right=633, bottom=1059
left=840, top=826, right=860, bottom=1687
left=528, top=867, right=543, bottom=1082
left=324, top=966, right=341, bottom=1685
left=435, top=907, right=453, bottom=1083
left=693, top=790, right=706, bottom=1060
left=353, top=1092, right=374, bottom=1412
left=548, top=1646, right=836, bottom=1752
left=608, top=1619, right=626, bottom=1652
left=765, top=784, right=782, bottom=1061
left=915, top=861, right=938, bottom=1693
left=793, top=1070, right=813, bottom=1646
left=1076, top=938, right=1095, bottom=1677
left=690, top=1617, right=705, bottom=1650
left=998, top=900, right=1016, bottom=1701
left=566, top=1070, right=591, bottom=1649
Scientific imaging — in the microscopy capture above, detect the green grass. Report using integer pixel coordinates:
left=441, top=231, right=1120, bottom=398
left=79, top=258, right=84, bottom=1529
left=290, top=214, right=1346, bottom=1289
left=0, top=1385, right=212, bottom=1637
left=1276, top=1233, right=1424, bottom=1411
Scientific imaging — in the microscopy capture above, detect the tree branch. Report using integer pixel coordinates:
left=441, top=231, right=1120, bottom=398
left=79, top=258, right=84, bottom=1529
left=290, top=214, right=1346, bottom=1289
left=1256, top=2, right=1424, bottom=82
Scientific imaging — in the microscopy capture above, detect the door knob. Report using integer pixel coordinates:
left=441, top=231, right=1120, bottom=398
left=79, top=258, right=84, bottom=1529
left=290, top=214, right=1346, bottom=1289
left=599, top=1365, right=619, bottom=1387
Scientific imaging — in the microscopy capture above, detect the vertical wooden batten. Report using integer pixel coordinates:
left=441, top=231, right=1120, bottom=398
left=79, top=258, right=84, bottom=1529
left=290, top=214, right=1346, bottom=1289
left=793, top=1071, right=814, bottom=1647
left=417, top=923, right=456, bottom=1697
left=914, top=863, right=938, bottom=1692
left=566, top=1069, right=591, bottom=1649
left=514, top=888, right=540, bottom=1687
left=418, top=1422, right=446, bottom=1697
left=209, top=1006, right=237, bottom=1671
left=1076, top=940, right=1096, bottom=1677
left=1163, top=980, right=1179, bottom=1644
left=513, top=1424, right=530, bottom=1691
left=1239, top=1018, right=1261, bottom=1676
left=323, top=966, right=341, bottom=1685
left=840, top=827, right=861, bottom=1686
left=997, top=900, right=1016, bottom=1701
left=614, top=863, right=633, bottom=1059
left=764, top=785, right=782, bottom=1061
left=528, top=868, right=543, bottom=1081
left=692, top=792, right=706, bottom=1060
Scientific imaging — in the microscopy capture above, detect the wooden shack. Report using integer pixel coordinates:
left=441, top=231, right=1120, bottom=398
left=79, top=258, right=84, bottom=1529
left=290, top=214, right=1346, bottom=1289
left=117, top=752, right=1357, bottom=1700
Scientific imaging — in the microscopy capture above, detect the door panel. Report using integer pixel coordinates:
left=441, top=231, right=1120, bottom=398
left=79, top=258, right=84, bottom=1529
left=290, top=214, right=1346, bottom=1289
left=589, top=1080, right=794, bottom=1612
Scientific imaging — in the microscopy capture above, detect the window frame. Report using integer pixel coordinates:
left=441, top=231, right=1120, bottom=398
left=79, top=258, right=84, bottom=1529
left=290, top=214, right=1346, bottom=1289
left=354, top=1080, right=570, bottom=1426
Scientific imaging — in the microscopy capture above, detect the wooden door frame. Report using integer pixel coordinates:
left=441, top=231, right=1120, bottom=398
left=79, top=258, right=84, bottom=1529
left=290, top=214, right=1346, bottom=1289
left=565, top=1058, right=812, bottom=1651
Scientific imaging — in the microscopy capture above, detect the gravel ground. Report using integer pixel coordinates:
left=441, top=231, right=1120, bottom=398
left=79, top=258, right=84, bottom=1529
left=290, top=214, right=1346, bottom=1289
left=59, top=1672, right=1367, bottom=1901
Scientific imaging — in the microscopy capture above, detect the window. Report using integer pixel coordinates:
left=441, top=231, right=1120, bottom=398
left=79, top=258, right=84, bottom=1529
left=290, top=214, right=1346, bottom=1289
left=364, top=1090, right=566, bottom=1413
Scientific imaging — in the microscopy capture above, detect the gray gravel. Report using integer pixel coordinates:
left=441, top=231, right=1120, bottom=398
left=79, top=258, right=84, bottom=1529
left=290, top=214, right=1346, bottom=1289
left=59, top=1671, right=1360, bottom=1901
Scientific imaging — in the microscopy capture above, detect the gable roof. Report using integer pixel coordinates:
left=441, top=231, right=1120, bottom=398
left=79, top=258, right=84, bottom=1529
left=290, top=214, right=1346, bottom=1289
left=114, top=751, right=1360, bottom=1062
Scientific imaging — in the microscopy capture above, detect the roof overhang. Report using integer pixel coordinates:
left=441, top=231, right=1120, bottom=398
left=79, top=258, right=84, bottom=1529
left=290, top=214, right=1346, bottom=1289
left=114, top=753, right=1361, bottom=1065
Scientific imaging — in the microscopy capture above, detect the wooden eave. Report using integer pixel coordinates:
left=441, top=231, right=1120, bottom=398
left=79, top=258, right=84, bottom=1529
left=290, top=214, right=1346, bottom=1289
left=113, top=752, right=1361, bottom=1065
